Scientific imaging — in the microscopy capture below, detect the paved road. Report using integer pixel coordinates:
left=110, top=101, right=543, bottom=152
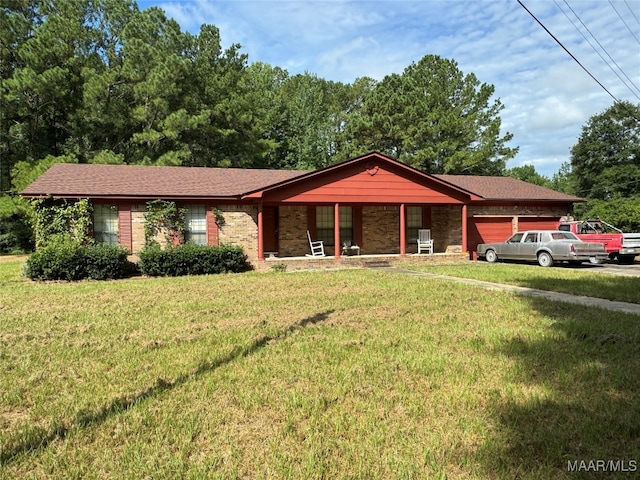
left=386, top=267, right=640, bottom=316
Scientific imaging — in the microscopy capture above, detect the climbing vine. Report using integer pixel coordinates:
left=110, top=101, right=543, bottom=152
left=211, top=207, right=226, bottom=227
left=144, top=200, right=186, bottom=248
left=29, top=198, right=93, bottom=248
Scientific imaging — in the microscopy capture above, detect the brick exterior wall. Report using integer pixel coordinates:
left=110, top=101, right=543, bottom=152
left=278, top=205, right=309, bottom=257
left=362, top=206, right=400, bottom=254
left=131, top=204, right=147, bottom=254
left=432, top=205, right=463, bottom=253
left=122, top=202, right=570, bottom=259
left=217, top=204, right=259, bottom=262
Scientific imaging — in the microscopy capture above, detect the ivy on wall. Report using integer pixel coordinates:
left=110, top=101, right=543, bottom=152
left=144, top=200, right=186, bottom=248
left=212, top=207, right=225, bottom=227
left=29, top=198, right=93, bottom=248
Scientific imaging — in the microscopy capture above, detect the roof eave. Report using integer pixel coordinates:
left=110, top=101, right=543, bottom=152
left=21, top=193, right=242, bottom=202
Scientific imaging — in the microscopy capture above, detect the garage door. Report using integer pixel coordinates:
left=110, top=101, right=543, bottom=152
left=518, top=217, right=560, bottom=231
left=468, top=217, right=513, bottom=259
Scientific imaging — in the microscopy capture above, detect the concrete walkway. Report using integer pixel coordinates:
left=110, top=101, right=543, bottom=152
left=385, top=268, right=640, bottom=316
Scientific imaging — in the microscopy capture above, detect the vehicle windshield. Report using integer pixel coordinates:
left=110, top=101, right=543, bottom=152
left=507, top=233, right=524, bottom=243
left=550, top=231, right=578, bottom=240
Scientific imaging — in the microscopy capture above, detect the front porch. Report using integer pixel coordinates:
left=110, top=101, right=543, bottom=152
left=252, top=203, right=469, bottom=261
left=254, top=251, right=470, bottom=272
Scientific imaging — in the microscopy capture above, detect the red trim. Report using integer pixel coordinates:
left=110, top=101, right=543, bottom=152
left=257, top=202, right=264, bottom=261
left=462, top=204, right=468, bottom=252
left=206, top=207, right=219, bottom=246
left=243, top=152, right=482, bottom=203
left=334, top=203, right=341, bottom=258
left=400, top=204, right=406, bottom=256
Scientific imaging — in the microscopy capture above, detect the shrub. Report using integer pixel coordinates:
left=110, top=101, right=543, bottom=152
left=138, top=243, right=250, bottom=277
left=24, top=239, right=137, bottom=281
left=82, top=244, right=138, bottom=280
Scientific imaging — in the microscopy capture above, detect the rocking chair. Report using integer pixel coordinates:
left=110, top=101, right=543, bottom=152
left=306, top=230, right=325, bottom=257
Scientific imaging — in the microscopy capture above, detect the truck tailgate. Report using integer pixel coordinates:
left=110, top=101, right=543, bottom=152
left=622, top=233, right=640, bottom=248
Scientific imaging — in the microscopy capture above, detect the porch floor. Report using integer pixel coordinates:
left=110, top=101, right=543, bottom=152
left=255, top=252, right=470, bottom=272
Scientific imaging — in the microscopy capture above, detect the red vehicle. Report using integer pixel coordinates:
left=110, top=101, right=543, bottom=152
left=557, top=218, right=640, bottom=264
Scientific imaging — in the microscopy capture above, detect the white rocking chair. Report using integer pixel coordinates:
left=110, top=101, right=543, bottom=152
left=417, top=229, right=434, bottom=254
left=306, top=230, right=325, bottom=257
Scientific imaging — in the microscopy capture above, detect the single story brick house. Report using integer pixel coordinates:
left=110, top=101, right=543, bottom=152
left=22, top=152, right=582, bottom=264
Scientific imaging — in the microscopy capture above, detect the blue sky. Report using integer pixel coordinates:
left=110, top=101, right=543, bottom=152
left=138, top=0, right=640, bottom=177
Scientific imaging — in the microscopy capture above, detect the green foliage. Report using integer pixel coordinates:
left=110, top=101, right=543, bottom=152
left=570, top=101, right=640, bottom=200
left=574, top=195, right=640, bottom=233
left=29, top=198, right=93, bottom=249
left=2, top=1, right=519, bottom=188
left=211, top=207, right=226, bottom=227
left=24, top=238, right=136, bottom=281
left=566, top=101, right=640, bottom=230
left=143, top=200, right=186, bottom=248
left=0, top=214, right=33, bottom=254
left=549, top=161, right=576, bottom=195
left=270, top=262, right=287, bottom=273
left=346, top=55, right=517, bottom=174
left=137, top=243, right=250, bottom=276
left=11, top=154, right=78, bottom=193
left=0, top=195, right=32, bottom=253
left=506, top=164, right=552, bottom=188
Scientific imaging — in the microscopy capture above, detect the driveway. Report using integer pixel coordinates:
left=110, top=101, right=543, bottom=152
left=588, top=261, right=640, bottom=277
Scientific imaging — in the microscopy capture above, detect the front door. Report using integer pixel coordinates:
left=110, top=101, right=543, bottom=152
left=263, top=206, right=279, bottom=253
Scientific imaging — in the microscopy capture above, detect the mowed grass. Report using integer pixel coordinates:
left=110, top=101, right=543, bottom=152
left=410, top=261, right=640, bottom=304
left=1, top=259, right=639, bottom=479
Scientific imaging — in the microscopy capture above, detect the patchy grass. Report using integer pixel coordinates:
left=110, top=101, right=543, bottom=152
left=409, top=261, right=640, bottom=304
left=1, top=258, right=639, bottom=479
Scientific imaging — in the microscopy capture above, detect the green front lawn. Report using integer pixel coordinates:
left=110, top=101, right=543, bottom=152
left=410, top=261, right=640, bottom=304
left=1, top=259, right=639, bottom=479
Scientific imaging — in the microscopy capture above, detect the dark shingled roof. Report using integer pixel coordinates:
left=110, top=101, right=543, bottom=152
left=21, top=162, right=583, bottom=203
left=21, top=163, right=307, bottom=199
left=434, top=175, right=582, bottom=202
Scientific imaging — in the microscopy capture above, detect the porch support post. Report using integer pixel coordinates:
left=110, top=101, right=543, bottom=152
left=461, top=204, right=468, bottom=253
left=334, top=203, right=341, bottom=258
left=400, top=203, right=406, bottom=256
left=257, top=201, right=264, bottom=261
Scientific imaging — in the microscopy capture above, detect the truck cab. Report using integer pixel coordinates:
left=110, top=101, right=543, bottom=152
left=557, top=219, right=640, bottom=264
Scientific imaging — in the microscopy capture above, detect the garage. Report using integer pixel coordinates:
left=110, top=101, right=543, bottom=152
left=518, top=217, right=561, bottom=231
left=468, top=217, right=513, bottom=259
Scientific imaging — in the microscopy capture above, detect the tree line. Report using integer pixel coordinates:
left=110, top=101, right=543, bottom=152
left=1, top=0, right=638, bottom=252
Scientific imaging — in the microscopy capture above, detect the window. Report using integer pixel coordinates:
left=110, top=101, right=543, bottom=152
left=523, top=233, right=539, bottom=243
left=184, top=205, right=207, bottom=245
left=316, top=206, right=353, bottom=246
left=407, top=206, right=422, bottom=243
left=507, top=233, right=524, bottom=243
left=93, top=204, right=119, bottom=245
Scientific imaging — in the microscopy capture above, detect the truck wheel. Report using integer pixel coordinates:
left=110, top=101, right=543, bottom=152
left=537, top=251, right=554, bottom=267
left=485, top=249, right=498, bottom=263
left=618, top=255, right=636, bottom=265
